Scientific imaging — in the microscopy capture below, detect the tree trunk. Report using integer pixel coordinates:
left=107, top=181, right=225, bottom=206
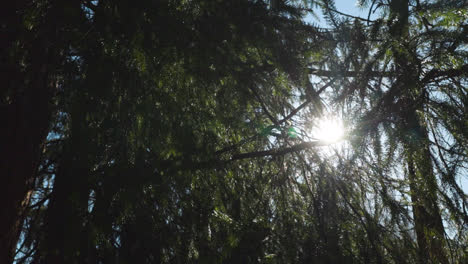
left=38, top=98, right=92, bottom=264
left=0, top=1, right=64, bottom=262
left=403, top=111, right=448, bottom=264
left=0, top=43, right=53, bottom=264
left=388, top=1, right=448, bottom=263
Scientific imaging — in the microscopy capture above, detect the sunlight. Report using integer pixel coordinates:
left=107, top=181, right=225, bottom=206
left=311, top=116, right=345, bottom=144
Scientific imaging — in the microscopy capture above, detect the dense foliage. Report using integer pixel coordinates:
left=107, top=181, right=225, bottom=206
left=1, top=0, right=467, bottom=263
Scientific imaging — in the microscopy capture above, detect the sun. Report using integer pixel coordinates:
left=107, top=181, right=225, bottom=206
left=311, top=116, right=345, bottom=144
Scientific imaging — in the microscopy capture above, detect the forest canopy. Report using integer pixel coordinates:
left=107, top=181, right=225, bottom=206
left=1, top=0, right=467, bottom=263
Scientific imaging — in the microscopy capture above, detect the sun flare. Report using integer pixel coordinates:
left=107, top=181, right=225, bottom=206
left=311, top=116, right=345, bottom=143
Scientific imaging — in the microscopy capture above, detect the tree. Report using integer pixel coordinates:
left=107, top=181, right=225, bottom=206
left=6, top=0, right=320, bottom=263
left=1, top=0, right=86, bottom=262
left=314, top=0, right=467, bottom=262
left=5, top=0, right=468, bottom=263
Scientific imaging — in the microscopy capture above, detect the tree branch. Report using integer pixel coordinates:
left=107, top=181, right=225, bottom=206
left=249, top=85, right=279, bottom=126
left=278, top=78, right=334, bottom=124
left=308, top=68, right=394, bottom=77
left=300, top=6, right=377, bottom=24
left=230, top=141, right=327, bottom=161
left=421, top=64, right=468, bottom=84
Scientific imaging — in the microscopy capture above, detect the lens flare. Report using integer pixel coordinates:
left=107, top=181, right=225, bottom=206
left=312, top=116, right=344, bottom=143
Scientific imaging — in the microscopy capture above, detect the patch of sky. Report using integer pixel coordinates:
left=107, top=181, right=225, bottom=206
left=304, top=0, right=381, bottom=27
left=81, top=0, right=98, bottom=20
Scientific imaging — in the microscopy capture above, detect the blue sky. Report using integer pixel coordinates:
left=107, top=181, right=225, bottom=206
left=334, top=0, right=370, bottom=16
left=307, top=0, right=378, bottom=26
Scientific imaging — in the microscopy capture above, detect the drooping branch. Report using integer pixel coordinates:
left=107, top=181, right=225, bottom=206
left=164, top=140, right=328, bottom=172
left=230, top=141, right=327, bottom=161
left=299, top=7, right=377, bottom=24
left=278, top=78, right=334, bottom=124
left=421, top=64, right=468, bottom=84
left=308, top=68, right=394, bottom=77
left=249, top=85, right=279, bottom=126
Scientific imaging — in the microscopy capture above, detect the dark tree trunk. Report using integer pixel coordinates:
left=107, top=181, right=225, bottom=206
left=0, top=1, right=63, bottom=262
left=1, top=0, right=83, bottom=261
left=388, top=1, right=448, bottom=263
left=404, top=111, right=448, bottom=264
left=0, top=41, right=53, bottom=264
left=38, top=99, right=92, bottom=264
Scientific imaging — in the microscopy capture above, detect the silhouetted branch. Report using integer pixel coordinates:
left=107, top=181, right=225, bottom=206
left=278, top=78, right=334, bottom=124
left=230, top=141, right=326, bottom=161
left=421, top=64, right=468, bottom=83
left=308, top=68, right=394, bottom=77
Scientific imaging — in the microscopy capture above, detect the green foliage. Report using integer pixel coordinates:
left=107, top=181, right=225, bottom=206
left=9, top=1, right=468, bottom=264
